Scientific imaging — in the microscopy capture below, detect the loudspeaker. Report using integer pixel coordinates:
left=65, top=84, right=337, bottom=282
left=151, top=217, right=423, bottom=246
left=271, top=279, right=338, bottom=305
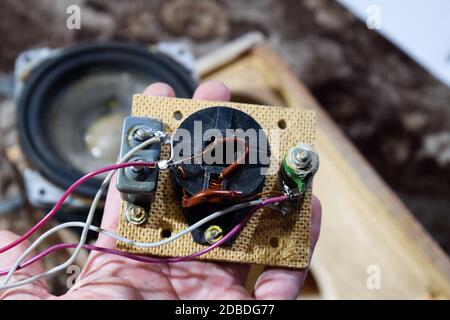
left=16, top=42, right=196, bottom=211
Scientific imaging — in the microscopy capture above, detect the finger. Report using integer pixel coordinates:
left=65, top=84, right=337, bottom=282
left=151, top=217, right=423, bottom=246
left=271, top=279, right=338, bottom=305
left=192, top=80, right=231, bottom=101
left=143, top=82, right=176, bottom=97
left=77, top=175, right=125, bottom=285
left=94, top=175, right=122, bottom=249
left=253, top=196, right=322, bottom=300
left=0, top=231, right=50, bottom=299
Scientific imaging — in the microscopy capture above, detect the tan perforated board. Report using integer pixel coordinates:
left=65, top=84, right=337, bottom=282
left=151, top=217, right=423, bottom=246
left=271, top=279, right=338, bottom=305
left=116, top=95, right=316, bottom=268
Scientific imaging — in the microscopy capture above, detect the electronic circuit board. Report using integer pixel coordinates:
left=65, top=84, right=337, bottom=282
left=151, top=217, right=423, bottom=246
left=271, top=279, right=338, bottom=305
left=116, top=94, right=317, bottom=268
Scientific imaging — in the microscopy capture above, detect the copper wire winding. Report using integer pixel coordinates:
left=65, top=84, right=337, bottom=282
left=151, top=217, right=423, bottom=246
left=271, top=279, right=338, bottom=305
left=178, top=137, right=253, bottom=207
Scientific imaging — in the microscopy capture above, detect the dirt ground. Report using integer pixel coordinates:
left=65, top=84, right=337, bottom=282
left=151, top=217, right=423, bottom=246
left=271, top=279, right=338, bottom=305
left=0, top=0, right=449, bottom=258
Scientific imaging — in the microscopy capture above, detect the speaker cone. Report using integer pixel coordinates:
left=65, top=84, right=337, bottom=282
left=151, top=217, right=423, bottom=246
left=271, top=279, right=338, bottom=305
left=18, top=42, right=196, bottom=198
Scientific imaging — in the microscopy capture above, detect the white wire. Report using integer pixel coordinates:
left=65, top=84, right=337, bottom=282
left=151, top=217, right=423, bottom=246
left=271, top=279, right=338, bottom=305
left=0, top=135, right=162, bottom=290
left=0, top=201, right=260, bottom=290
left=157, top=134, right=175, bottom=170
left=167, top=133, right=175, bottom=163
left=96, top=200, right=259, bottom=247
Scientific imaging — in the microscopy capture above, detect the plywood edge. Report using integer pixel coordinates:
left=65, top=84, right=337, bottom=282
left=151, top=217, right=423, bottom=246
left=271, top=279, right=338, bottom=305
left=253, top=44, right=450, bottom=293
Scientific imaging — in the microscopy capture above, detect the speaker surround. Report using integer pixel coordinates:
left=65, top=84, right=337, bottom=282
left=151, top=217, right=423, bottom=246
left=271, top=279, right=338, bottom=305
left=17, top=42, right=196, bottom=199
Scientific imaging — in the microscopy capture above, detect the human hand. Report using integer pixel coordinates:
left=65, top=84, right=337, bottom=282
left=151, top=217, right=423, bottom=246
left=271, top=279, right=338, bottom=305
left=0, top=81, right=321, bottom=299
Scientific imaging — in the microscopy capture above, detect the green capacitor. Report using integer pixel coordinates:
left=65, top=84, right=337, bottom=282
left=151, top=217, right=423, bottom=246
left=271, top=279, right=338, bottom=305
left=278, top=144, right=319, bottom=197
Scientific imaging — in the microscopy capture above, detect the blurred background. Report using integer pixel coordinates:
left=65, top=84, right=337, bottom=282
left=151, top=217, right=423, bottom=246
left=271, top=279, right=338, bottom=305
left=0, top=0, right=449, bottom=296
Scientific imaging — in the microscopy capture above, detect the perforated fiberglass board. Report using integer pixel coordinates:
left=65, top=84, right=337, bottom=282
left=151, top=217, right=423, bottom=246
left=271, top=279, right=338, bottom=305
left=116, top=95, right=316, bottom=268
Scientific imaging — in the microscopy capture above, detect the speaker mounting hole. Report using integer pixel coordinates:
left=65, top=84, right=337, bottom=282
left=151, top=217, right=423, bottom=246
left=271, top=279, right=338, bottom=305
left=278, top=119, right=287, bottom=129
left=173, top=111, right=183, bottom=121
left=270, top=237, right=279, bottom=248
left=161, top=229, right=172, bottom=239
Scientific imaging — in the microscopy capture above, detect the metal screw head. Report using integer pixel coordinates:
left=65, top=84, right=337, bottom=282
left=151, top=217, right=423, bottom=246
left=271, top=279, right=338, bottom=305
left=125, top=205, right=147, bottom=225
left=125, top=158, right=150, bottom=181
left=133, top=126, right=154, bottom=142
left=286, top=144, right=319, bottom=181
left=297, top=150, right=309, bottom=161
left=291, top=147, right=312, bottom=169
left=131, top=166, right=144, bottom=174
left=204, top=225, right=223, bottom=244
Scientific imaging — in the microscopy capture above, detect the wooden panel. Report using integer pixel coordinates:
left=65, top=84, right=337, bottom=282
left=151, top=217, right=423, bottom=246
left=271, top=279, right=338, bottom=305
left=204, top=44, right=450, bottom=299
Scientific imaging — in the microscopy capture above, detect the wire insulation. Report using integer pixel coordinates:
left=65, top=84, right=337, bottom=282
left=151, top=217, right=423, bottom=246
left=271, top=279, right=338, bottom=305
left=0, top=200, right=261, bottom=276
left=0, top=136, right=161, bottom=289
left=0, top=196, right=286, bottom=285
left=0, top=162, right=153, bottom=255
left=0, top=126, right=289, bottom=291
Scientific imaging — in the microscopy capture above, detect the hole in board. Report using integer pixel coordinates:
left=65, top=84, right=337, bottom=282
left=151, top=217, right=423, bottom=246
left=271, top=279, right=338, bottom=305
left=161, top=229, right=172, bottom=239
left=278, top=119, right=287, bottom=129
left=173, top=111, right=183, bottom=121
left=269, top=237, right=279, bottom=248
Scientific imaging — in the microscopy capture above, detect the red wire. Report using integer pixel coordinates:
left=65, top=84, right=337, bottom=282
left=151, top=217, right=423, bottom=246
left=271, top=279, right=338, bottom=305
left=0, top=162, right=154, bottom=255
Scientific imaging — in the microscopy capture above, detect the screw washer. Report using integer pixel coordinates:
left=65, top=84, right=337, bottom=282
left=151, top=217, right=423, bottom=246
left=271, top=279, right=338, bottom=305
left=132, top=126, right=155, bottom=142
left=204, top=225, right=224, bottom=244
left=292, top=148, right=312, bottom=168
left=124, top=157, right=150, bottom=181
left=287, top=144, right=319, bottom=176
left=125, top=205, right=148, bottom=225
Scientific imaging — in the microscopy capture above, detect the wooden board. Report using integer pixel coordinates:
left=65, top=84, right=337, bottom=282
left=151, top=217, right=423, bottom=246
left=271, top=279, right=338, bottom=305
left=202, top=44, right=450, bottom=299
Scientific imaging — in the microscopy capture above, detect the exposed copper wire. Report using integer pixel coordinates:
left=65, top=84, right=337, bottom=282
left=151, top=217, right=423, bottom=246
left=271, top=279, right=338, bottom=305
left=175, top=137, right=249, bottom=177
left=217, top=137, right=249, bottom=179
left=178, top=137, right=251, bottom=207
left=182, top=190, right=244, bottom=208
left=208, top=176, right=223, bottom=191
left=177, top=166, right=186, bottom=179
left=247, top=190, right=284, bottom=200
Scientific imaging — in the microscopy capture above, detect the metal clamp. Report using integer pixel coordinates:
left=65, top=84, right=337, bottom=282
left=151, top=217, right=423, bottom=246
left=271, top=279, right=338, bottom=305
left=116, top=116, right=164, bottom=210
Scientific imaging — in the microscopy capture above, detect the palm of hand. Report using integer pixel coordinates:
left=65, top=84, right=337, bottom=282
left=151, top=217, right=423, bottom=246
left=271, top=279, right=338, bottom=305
left=0, top=81, right=321, bottom=300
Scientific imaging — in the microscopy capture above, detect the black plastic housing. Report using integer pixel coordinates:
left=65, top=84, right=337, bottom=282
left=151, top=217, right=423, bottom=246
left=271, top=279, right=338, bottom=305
left=171, top=106, right=271, bottom=244
left=116, top=116, right=163, bottom=209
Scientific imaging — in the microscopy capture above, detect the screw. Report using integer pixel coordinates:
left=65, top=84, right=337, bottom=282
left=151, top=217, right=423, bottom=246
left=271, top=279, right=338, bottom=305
left=133, top=126, right=154, bottom=142
left=204, top=225, right=223, bottom=244
left=125, top=158, right=150, bottom=181
left=291, top=148, right=311, bottom=168
left=131, top=166, right=144, bottom=174
left=125, top=205, right=147, bottom=225
left=297, top=150, right=309, bottom=162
